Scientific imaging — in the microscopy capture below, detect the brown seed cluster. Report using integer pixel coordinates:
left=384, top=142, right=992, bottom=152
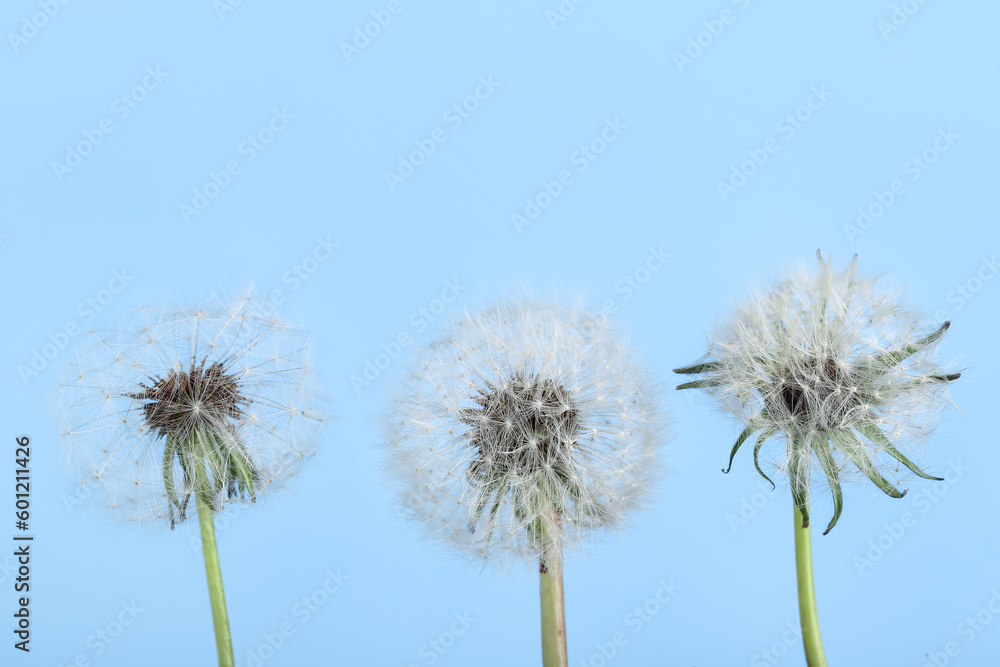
left=459, top=373, right=579, bottom=478
left=128, top=358, right=245, bottom=440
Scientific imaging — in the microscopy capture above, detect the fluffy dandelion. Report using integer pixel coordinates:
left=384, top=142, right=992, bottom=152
left=675, top=251, right=960, bottom=667
left=386, top=300, right=664, bottom=667
left=58, top=294, right=323, bottom=667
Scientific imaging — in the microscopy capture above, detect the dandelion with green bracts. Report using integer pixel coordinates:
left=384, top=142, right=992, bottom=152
left=674, top=251, right=960, bottom=667
left=385, top=300, right=665, bottom=667
left=57, top=294, right=323, bottom=667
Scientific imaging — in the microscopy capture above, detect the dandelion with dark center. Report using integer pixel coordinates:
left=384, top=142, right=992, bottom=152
left=387, top=300, right=665, bottom=667
left=58, top=295, right=322, bottom=667
left=675, top=252, right=961, bottom=667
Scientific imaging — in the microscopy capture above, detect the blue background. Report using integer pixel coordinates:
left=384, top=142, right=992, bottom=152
left=1, top=1, right=998, bottom=665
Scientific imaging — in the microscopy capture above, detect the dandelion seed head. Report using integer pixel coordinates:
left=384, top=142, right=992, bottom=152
left=56, top=293, right=324, bottom=527
left=676, top=251, right=960, bottom=532
left=385, top=300, right=665, bottom=569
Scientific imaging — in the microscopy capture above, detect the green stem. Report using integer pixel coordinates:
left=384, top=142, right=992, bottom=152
left=195, top=458, right=235, bottom=667
left=539, top=544, right=567, bottom=667
left=794, top=502, right=827, bottom=667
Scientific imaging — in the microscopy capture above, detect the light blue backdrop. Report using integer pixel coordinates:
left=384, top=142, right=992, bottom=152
left=1, top=1, right=997, bottom=665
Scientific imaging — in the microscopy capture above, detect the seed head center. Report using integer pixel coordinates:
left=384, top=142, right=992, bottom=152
left=460, top=373, right=579, bottom=477
left=770, top=358, right=858, bottom=426
left=128, top=358, right=245, bottom=440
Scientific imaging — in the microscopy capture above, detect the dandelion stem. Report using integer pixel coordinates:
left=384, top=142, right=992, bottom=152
left=195, top=455, right=235, bottom=667
left=794, top=501, right=827, bottom=667
left=539, top=544, right=568, bottom=667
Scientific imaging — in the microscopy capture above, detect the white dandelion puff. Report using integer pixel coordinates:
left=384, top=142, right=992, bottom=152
left=675, top=251, right=961, bottom=533
left=676, top=251, right=962, bottom=666
left=385, top=299, right=665, bottom=570
left=57, top=293, right=324, bottom=527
